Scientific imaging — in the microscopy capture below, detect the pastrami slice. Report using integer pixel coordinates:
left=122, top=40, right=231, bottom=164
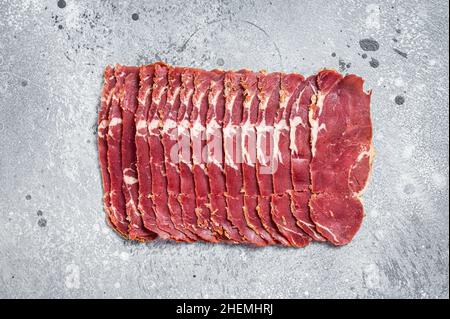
left=206, top=69, right=242, bottom=242
left=136, top=64, right=171, bottom=240
left=309, top=193, right=364, bottom=245
left=119, top=65, right=156, bottom=241
left=224, top=70, right=266, bottom=246
left=162, top=66, right=198, bottom=241
left=191, top=69, right=219, bottom=237
left=240, top=70, right=276, bottom=245
left=309, top=70, right=373, bottom=245
left=256, top=72, right=309, bottom=247
left=286, top=74, right=325, bottom=241
left=98, top=66, right=116, bottom=230
left=178, top=68, right=218, bottom=242
left=148, top=62, right=190, bottom=241
left=291, top=191, right=325, bottom=241
left=106, top=66, right=129, bottom=236
left=270, top=72, right=311, bottom=246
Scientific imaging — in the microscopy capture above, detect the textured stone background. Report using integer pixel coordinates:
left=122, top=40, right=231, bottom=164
left=0, top=0, right=448, bottom=299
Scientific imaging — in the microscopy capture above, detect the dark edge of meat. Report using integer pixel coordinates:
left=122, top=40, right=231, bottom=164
left=106, top=65, right=130, bottom=237
left=308, top=69, right=373, bottom=245
left=162, top=66, right=198, bottom=241
left=206, top=69, right=243, bottom=243
left=119, top=65, right=157, bottom=241
left=289, top=75, right=326, bottom=241
left=224, top=70, right=267, bottom=246
left=178, top=68, right=219, bottom=242
left=98, top=66, right=124, bottom=236
left=240, top=70, right=277, bottom=245
left=149, top=62, right=190, bottom=242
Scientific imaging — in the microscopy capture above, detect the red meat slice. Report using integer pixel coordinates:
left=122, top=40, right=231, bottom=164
left=148, top=62, right=190, bottom=242
left=224, top=71, right=266, bottom=246
left=191, top=69, right=221, bottom=238
left=256, top=197, right=290, bottom=246
left=206, top=70, right=242, bottom=242
left=271, top=72, right=311, bottom=247
left=118, top=65, right=156, bottom=241
left=290, top=191, right=324, bottom=240
left=106, top=66, right=129, bottom=236
left=136, top=64, right=171, bottom=240
left=178, top=68, right=218, bottom=242
left=253, top=72, right=290, bottom=246
left=161, top=66, right=198, bottom=241
left=309, top=193, right=364, bottom=245
left=256, top=72, right=309, bottom=247
left=240, top=70, right=276, bottom=245
left=98, top=66, right=117, bottom=231
left=289, top=76, right=325, bottom=241
left=309, top=70, right=373, bottom=245
left=290, top=76, right=315, bottom=192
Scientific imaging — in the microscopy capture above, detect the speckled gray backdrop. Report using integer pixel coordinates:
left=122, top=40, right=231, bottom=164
left=0, top=0, right=448, bottom=299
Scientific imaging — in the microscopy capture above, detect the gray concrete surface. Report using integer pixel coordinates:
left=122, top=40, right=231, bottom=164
left=0, top=0, right=448, bottom=299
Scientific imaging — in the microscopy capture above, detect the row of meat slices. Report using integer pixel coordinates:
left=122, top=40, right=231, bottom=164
left=97, top=62, right=374, bottom=247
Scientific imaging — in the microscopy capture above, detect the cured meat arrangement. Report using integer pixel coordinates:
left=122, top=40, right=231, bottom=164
left=98, top=62, right=373, bottom=247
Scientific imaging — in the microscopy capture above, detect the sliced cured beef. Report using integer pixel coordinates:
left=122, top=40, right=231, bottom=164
left=309, top=70, right=373, bottom=245
left=271, top=73, right=310, bottom=247
left=240, top=70, right=276, bottom=245
left=119, top=65, right=156, bottom=241
left=178, top=68, right=218, bottom=242
left=206, top=69, right=242, bottom=242
left=224, top=71, right=266, bottom=246
left=98, top=66, right=116, bottom=230
left=106, top=66, right=129, bottom=236
left=99, top=61, right=373, bottom=247
left=291, top=190, right=325, bottom=240
left=161, top=66, right=197, bottom=241
left=136, top=64, right=171, bottom=240
left=274, top=73, right=304, bottom=193
left=148, top=62, right=189, bottom=242
left=289, top=76, right=325, bottom=241
left=256, top=72, right=309, bottom=247
left=252, top=72, right=290, bottom=246
left=191, top=69, right=220, bottom=238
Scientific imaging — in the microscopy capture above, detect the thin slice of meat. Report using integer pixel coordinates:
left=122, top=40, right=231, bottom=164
left=271, top=194, right=310, bottom=247
left=256, top=196, right=290, bottom=246
left=136, top=64, right=171, bottom=240
left=256, top=72, right=309, bottom=247
left=290, top=76, right=316, bottom=192
left=274, top=73, right=304, bottom=193
left=240, top=70, right=276, bottom=245
left=253, top=72, right=291, bottom=246
left=161, top=66, right=197, bottom=241
left=291, top=190, right=324, bottom=240
left=224, top=71, right=266, bottom=246
left=148, top=62, right=190, bottom=242
left=309, top=193, right=364, bottom=245
left=98, top=66, right=117, bottom=231
left=206, top=69, right=242, bottom=243
left=106, top=66, right=129, bottom=237
left=191, top=69, right=221, bottom=238
left=178, top=68, right=218, bottom=242
left=309, top=69, right=373, bottom=245
left=118, top=65, right=156, bottom=241
left=271, top=72, right=310, bottom=247
left=289, top=75, right=325, bottom=241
